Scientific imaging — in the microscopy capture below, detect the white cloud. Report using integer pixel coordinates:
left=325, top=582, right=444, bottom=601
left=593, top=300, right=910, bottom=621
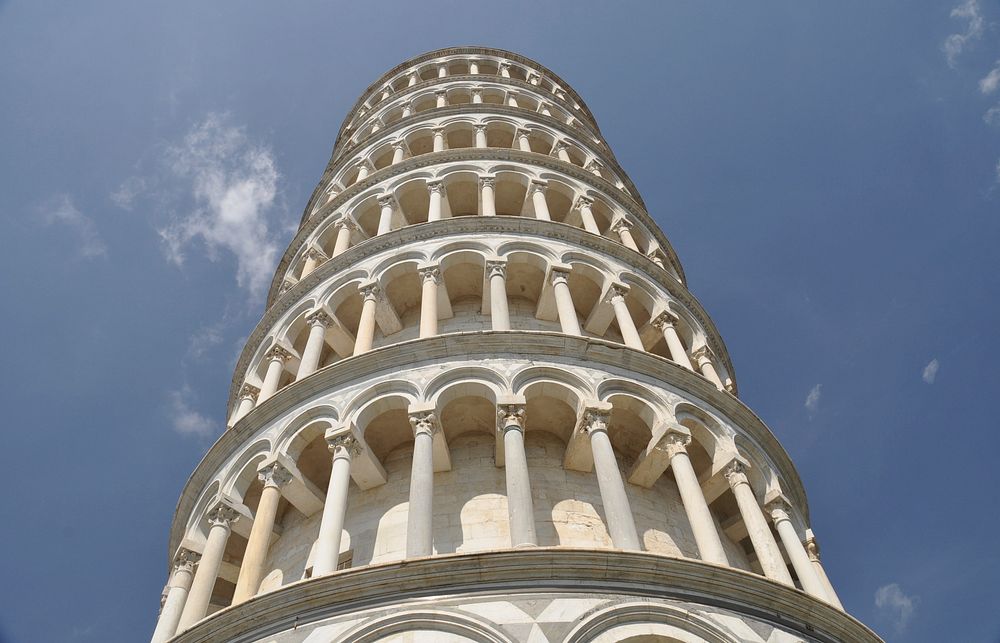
left=110, top=176, right=147, bottom=210
left=984, top=105, right=1000, bottom=126
left=39, top=194, right=107, bottom=259
left=166, top=385, right=215, bottom=437
left=922, top=358, right=940, bottom=383
left=943, top=0, right=984, bottom=67
left=980, top=62, right=1000, bottom=94
left=157, top=113, right=284, bottom=299
left=186, top=321, right=225, bottom=360
left=875, top=583, right=916, bottom=632
left=805, top=384, right=822, bottom=414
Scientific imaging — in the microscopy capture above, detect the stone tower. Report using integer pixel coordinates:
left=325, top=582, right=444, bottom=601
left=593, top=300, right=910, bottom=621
left=150, top=47, right=881, bottom=643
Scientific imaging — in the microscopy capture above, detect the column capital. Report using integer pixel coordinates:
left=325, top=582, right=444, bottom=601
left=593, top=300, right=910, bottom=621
left=529, top=179, right=548, bottom=194
left=516, top=127, right=533, bottom=139
left=334, top=215, right=360, bottom=232
left=279, top=279, right=295, bottom=295
left=608, top=282, right=630, bottom=301
left=498, top=61, right=511, bottom=71
left=553, top=140, right=569, bottom=152
left=377, top=194, right=395, bottom=209
left=355, top=159, right=371, bottom=171
left=206, top=500, right=241, bottom=529
left=610, top=216, right=633, bottom=233
left=805, top=533, right=822, bottom=562
left=496, top=403, right=526, bottom=433
left=305, top=309, right=333, bottom=328
left=473, top=122, right=487, bottom=133
left=258, top=461, right=293, bottom=489
left=479, top=174, right=496, bottom=188
left=586, top=159, right=605, bottom=171
left=575, top=195, right=595, bottom=210
left=303, top=246, right=326, bottom=262
left=723, top=460, right=750, bottom=488
left=172, top=548, right=201, bottom=573
left=655, top=429, right=691, bottom=459
left=550, top=264, right=572, bottom=286
left=418, top=264, right=441, bottom=284
left=650, top=310, right=679, bottom=331
left=431, top=126, right=446, bottom=135
left=391, top=139, right=407, bottom=151
left=264, top=345, right=294, bottom=363
left=691, top=345, right=715, bottom=367
left=765, top=496, right=793, bottom=523
left=434, top=88, right=447, bottom=97
left=582, top=408, right=611, bottom=435
left=359, top=281, right=381, bottom=301
left=238, top=383, right=261, bottom=402
left=326, top=430, right=362, bottom=457
left=409, top=410, right=440, bottom=438
left=485, top=259, right=507, bottom=279
left=427, top=180, right=445, bottom=194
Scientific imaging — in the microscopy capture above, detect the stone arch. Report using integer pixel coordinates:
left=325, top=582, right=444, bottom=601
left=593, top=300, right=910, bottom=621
left=565, top=601, right=738, bottom=643
left=274, top=404, right=341, bottom=462
left=184, top=480, right=221, bottom=543
left=349, top=383, right=420, bottom=462
left=340, top=609, right=512, bottom=643
left=221, top=438, right=272, bottom=504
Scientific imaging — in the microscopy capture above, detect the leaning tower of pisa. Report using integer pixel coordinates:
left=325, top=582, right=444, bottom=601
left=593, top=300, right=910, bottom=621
left=150, top=47, right=881, bottom=643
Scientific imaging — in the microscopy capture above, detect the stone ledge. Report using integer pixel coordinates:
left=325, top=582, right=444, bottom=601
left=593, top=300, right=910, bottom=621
left=170, top=548, right=882, bottom=643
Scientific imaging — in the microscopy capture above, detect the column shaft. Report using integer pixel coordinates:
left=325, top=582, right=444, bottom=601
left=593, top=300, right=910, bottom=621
left=488, top=265, right=510, bottom=331
left=297, top=320, right=326, bottom=380
left=474, top=126, right=487, bottom=148
left=427, top=183, right=443, bottom=222
left=480, top=178, right=496, bottom=216
left=406, top=426, right=435, bottom=557
left=313, top=444, right=353, bottom=576
left=772, top=509, right=830, bottom=600
left=232, top=479, right=284, bottom=603
left=150, top=560, right=195, bottom=643
left=728, top=470, right=793, bottom=585
left=552, top=273, right=582, bottom=335
left=177, top=518, right=232, bottom=631
left=661, top=321, right=694, bottom=370
left=354, top=291, right=378, bottom=355
left=376, top=199, right=393, bottom=235
left=433, top=129, right=445, bottom=152
left=578, top=201, right=600, bottom=234
left=332, top=223, right=352, bottom=256
left=419, top=270, right=439, bottom=338
left=530, top=184, right=551, bottom=221
left=589, top=428, right=641, bottom=549
left=610, top=293, right=643, bottom=350
left=668, top=449, right=727, bottom=565
left=501, top=420, right=537, bottom=547
left=257, top=356, right=284, bottom=403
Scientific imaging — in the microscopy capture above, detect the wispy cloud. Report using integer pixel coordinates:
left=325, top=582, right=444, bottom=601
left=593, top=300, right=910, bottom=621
left=943, top=0, right=984, bottom=67
left=984, top=105, right=1000, bottom=126
left=155, top=112, right=284, bottom=300
left=875, top=583, right=917, bottom=633
left=110, top=176, right=147, bottom=211
left=922, top=358, right=940, bottom=383
left=166, top=385, right=215, bottom=437
left=979, top=61, right=1000, bottom=94
left=805, top=384, right=822, bottom=415
left=39, top=194, right=108, bottom=259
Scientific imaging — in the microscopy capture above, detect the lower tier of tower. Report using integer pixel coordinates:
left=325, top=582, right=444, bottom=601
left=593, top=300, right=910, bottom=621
left=169, top=549, right=878, bottom=643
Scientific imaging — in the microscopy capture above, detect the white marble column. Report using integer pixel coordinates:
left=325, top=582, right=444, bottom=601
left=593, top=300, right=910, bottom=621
left=609, top=285, right=644, bottom=350
left=499, top=62, right=511, bottom=78
left=497, top=404, right=537, bottom=547
left=150, top=549, right=200, bottom=643
left=529, top=180, right=551, bottom=221
left=575, top=196, right=600, bottom=234
left=427, top=181, right=444, bottom=222
left=380, top=85, right=391, bottom=100
left=550, top=268, right=582, bottom=335
left=437, top=63, right=447, bottom=78
left=486, top=260, right=510, bottom=331
left=230, top=384, right=260, bottom=426
left=332, top=218, right=355, bottom=257
left=401, top=101, right=413, bottom=118
left=407, top=70, right=418, bottom=86
left=354, top=161, right=370, bottom=183
left=232, top=462, right=291, bottom=604
left=527, top=71, right=541, bottom=86
left=297, top=310, right=331, bottom=380
left=584, top=409, right=641, bottom=550
left=539, top=102, right=553, bottom=116
left=767, top=498, right=830, bottom=601
left=177, top=501, right=240, bottom=631
left=469, top=60, right=479, bottom=75
left=651, top=312, right=694, bottom=370
left=660, top=432, right=728, bottom=565
left=806, top=532, right=845, bottom=609
left=300, top=247, right=325, bottom=278
left=353, top=283, right=380, bottom=355
left=516, top=128, right=532, bottom=152
left=435, top=89, right=447, bottom=108
left=507, top=91, right=519, bottom=107
left=554, top=141, right=571, bottom=163
left=376, top=195, right=395, bottom=236
left=418, top=266, right=440, bottom=338
left=258, top=345, right=293, bottom=403
left=432, top=127, right=446, bottom=152
left=587, top=159, right=604, bottom=176
left=406, top=411, right=438, bottom=558
left=370, top=117, right=382, bottom=133
left=391, top=140, right=406, bottom=165
left=474, top=124, right=488, bottom=148
left=691, top=346, right=725, bottom=389
left=471, top=87, right=483, bottom=104
left=313, top=434, right=360, bottom=576
left=611, top=217, right=641, bottom=251
left=479, top=175, right=496, bottom=216
left=725, top=462, right=794, bottom=585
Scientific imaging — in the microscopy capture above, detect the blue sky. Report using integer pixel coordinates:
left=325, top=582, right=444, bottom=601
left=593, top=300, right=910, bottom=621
left=1, top=1, right=998, bottom=641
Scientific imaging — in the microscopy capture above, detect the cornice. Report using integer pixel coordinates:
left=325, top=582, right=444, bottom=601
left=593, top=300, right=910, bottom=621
left=336, top=46, right=601, bottom=145
left=285, top=149, right=682, bottom=301
left=252, top=218, right=720, bottom=405
left=169, top=549, right=880, bottom=643
left=176, top=332, right=796, bottom=562
left=303, top=103, right=639, bottom=222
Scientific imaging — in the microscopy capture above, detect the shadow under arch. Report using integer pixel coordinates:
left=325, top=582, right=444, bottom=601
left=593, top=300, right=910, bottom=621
left=564, top=601, right=739, bottom=643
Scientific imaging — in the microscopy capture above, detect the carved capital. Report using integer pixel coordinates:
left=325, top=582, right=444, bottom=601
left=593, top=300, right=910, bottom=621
left=206, top=501, right=240, bottom=529
left=610, top=216, right=633, bottom=233
left=359, top=282, right=381, bottom=301
left=656, top=431, right=691, bottom=459
left=418, top=265, right=441, bottom=284
left=582, top=409, right=611, bottom=435
left=479, top=175, right=496, bottom=189
left=434, top=89, right=447, bottom=97
left=305, top=309, right=332, bottom=328
left=553, top=140, right=569, bottom=152
left=258, top=461, right=293, bottom=489
left=485, top=259, right=507, bottom=280
left=334, top=216, right=359, bottom=232
left=427, top=180, right=445, bottom=195
left=391, top=139, right=407, bottom=151
left=575, top=195, right=594, bottom=210
left=377, top=194, right=395, bottom=209
left=517, top=128, right=533, bottom=140
left=765, top=497, right=793, bottom=523
left=328, top=433, right=361, bottom=458
left=609, top=283, right=630, bottom=301
left=238, top=383, right=261, bottom=402
left=265, top=345, right=294, bottom=363
left=172, top=548, right=200, bottom=574
left=529, top=179, right=547, bottom=195
left=723, top=460, right=749, bottom=488
left=587, top=159, right=605, bottom=170
left=550, top=266, right=571, bottom=286
left=303, top=247, right=326, bottom=262
left=650, top=310, right=679, bottom=332
left=409, top=411, right=439, bottom=438
left=497, top=404, right=526, bottom=433
left=805, top=535, right=821, bottom=562
left=473, top=123, right=487, bottom=133
left=691, top=345, right=715, bottom=367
